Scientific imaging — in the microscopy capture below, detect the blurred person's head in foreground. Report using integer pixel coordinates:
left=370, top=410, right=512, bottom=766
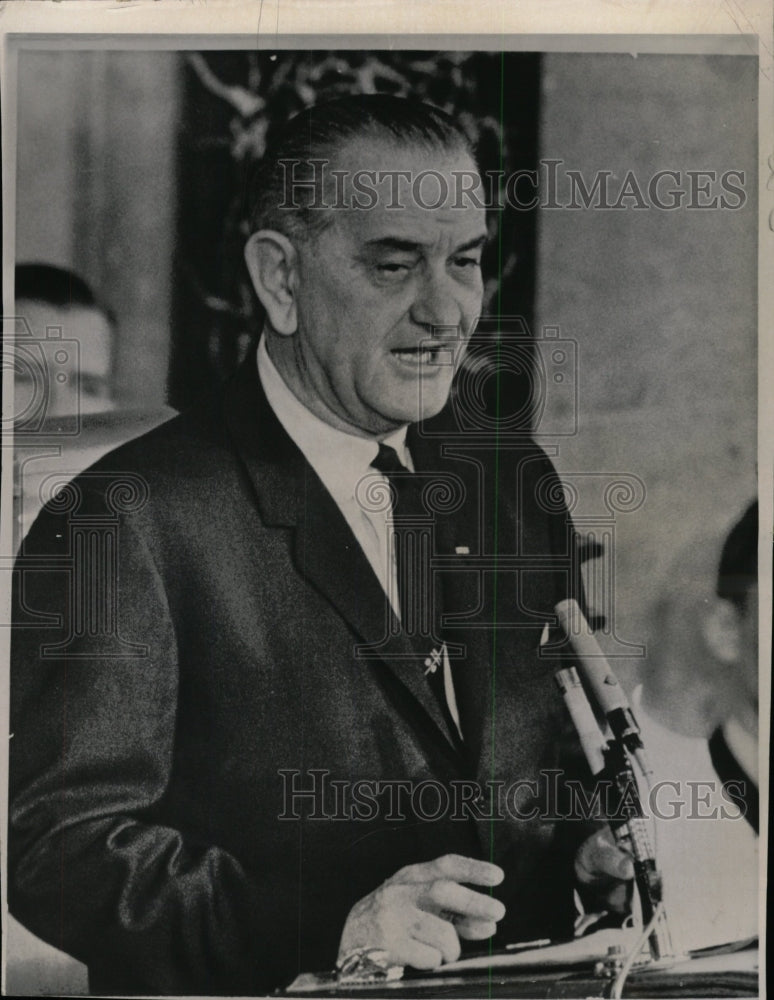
left=14, top=263, right=116, bottom=418
left=642, top=500, right=758, bottom=738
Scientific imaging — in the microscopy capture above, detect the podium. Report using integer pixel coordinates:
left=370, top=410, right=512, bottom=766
left=284, top=942, right=758, bottom=997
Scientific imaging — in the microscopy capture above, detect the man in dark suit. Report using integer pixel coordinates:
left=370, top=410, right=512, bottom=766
left=9, top=96, right=632, bottom=995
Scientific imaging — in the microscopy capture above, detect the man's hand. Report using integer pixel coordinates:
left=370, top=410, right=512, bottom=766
left=575, top=827, right=635, bottom=914
left=337, top=854, right=505, bottom=970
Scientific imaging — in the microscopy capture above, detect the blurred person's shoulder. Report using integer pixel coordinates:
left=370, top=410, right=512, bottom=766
left=96, top=389, right=227, bottom=479
left=21, top=378, right=242, bottom=549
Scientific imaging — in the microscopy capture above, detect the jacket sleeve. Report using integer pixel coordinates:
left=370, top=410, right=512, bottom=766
left=9, top=497, right=289, bottom=995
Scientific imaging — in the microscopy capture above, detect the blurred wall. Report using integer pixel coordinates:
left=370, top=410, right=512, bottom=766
left=15, top=50, right=180, bottom=408
left=534, top=53, right=757, bottom=686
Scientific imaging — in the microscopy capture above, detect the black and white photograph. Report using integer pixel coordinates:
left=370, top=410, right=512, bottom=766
left=1, top=3, right=770, bottom=997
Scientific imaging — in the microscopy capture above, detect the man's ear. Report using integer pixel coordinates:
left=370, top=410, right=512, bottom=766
left=244, top=230, right=298, bottom=336
left=701, top=597, right=742, bottom=665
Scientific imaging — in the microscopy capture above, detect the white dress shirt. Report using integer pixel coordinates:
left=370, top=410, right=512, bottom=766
left=257, top=338, right=462, bottom=736
left=631, top=685, right=758, bottom=953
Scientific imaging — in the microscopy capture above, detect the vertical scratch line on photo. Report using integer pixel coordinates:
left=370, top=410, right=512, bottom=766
left=485, top=45, right=508, bottom=995
left=255, top=0, right=266, bottom=49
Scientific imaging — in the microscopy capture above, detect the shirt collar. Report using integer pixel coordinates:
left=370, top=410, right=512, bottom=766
left=256, top=336, right=411, bottom=505
left=723, top=716, right=759, bottom=785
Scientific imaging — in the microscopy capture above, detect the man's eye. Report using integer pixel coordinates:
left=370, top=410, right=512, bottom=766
left=453, top=256, right=482, bottom=269
left=376, top=262, right=412, bottom=273
left=374, top=261, right=415, bottom=281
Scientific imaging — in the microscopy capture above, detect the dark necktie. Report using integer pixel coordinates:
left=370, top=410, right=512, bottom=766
left=370, top=442, right=430, bottom=636
left=370, top=443, right=463, bottom=746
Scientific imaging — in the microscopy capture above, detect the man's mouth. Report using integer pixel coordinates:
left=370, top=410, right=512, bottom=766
left=390, top=344, right=456, bottom=367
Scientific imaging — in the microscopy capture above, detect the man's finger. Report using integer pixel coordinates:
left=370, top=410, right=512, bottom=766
left=390, top=854, right=504, bottom=887
left=432, top=854, right=505, bottom=886
left=576, top=831, right=634, bottom=884
left=605, top=881, right=632, bottom=914
left=408, top=911, right=461, bottom=964
left=394, top=940, right=444, bottom=970
left=423, top=879, right=506, bottom=923
left=454, top=917, right=498, bottom=941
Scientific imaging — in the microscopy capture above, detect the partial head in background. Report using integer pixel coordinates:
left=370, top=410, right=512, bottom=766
left=243, top=95, right=487, bottom=437
left=706, top=500, right=758, bottom=732
left=14, top=263, right=116, bottom=418
left=643, top=501, right=759, bottom=738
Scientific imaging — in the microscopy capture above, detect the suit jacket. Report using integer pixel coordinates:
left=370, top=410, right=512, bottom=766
left=9, top=353, right=590, bottom=995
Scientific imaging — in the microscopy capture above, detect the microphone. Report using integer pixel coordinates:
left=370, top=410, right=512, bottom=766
left=554, top=667, right=606, bottom=776
left=554, top=599, right=644, bottom=761
left=552, top=600, right=673, bottom=962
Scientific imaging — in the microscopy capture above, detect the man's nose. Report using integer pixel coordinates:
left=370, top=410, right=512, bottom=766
left=409, top=269, right=465, bottom=332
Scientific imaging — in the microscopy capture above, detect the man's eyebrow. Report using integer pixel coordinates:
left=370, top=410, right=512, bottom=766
left=362, top=234, right=488, bottom=254
left=362, top=237, right=424, bottom=253
left=453, top=235, right=488, bottom=254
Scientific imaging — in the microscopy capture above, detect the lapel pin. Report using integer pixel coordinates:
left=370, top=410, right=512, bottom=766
left=424, top=647, right=442, bottom=675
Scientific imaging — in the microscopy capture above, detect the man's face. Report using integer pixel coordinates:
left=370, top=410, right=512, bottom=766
left=285, top=139, right=487, bottom=435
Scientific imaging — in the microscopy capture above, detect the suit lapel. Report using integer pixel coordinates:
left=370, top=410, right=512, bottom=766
left=223, top=355, right=462, bottom=762
left=408, top=426, right=494, bottom=770
left=292, top=481, right=462, bottom=752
